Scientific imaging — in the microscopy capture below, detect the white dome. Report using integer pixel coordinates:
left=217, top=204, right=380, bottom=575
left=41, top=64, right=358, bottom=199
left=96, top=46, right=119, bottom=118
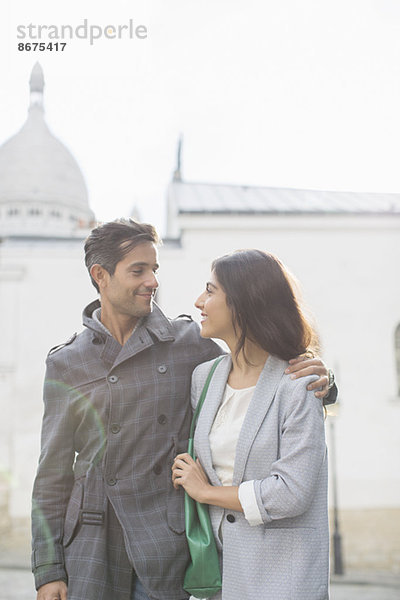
left=0, top=107, right=91, bottom=210
left=0, top=63, right=95, bottom=238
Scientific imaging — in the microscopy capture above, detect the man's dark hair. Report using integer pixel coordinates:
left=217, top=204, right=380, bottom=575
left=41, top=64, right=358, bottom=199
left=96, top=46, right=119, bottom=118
left=84, top=218, right=160, bottom=292
left=212, top=249, right=319, bottom=362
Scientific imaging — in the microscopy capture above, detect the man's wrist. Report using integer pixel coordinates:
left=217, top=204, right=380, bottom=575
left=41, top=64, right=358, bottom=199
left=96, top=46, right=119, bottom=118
left=33, top=564, right=67, bottom=591
left=323, top=382, right=338, bottom=406
left=327, top=368, right=335, bottom=390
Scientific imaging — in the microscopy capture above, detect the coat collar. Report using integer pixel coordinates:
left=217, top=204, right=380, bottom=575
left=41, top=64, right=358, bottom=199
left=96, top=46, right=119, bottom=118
left=83, top=299, right=174, bottom=339
left=82, top=300, right=175, bottom=369
left=195, top=354, right=287, bottom=486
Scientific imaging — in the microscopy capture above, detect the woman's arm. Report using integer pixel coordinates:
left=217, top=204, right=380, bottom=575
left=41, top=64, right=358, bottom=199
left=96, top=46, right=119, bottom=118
left=253, top=378, right=327, bottom=523
left=172, top=454, right=243, bottom=512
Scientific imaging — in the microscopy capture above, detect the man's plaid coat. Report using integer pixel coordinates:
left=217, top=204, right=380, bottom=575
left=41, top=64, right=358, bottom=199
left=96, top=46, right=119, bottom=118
left=31, top=300, right=222, bottom=600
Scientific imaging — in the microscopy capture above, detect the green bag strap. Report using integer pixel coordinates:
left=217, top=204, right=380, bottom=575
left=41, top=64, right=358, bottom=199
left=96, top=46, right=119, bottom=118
left=189, top=355, right=225, bottom=440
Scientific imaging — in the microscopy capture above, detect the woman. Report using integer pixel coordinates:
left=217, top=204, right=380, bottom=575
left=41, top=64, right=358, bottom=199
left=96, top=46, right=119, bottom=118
left=172, top=250, right=329, bottom=600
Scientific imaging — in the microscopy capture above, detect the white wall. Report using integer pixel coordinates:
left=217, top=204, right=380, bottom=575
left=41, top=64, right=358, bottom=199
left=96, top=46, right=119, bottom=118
left=0, top=238, right=96, bottom=518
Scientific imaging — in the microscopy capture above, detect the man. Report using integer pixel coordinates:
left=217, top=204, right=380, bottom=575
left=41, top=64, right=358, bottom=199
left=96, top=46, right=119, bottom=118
left=32, top=219, right=336, bottom=600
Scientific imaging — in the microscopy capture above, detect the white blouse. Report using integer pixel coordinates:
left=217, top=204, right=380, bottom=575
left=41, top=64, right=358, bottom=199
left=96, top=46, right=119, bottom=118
left=209, top=383, right=263, bottom=526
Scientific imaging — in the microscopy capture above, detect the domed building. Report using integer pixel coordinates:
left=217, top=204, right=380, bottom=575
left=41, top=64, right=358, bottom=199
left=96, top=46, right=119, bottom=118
left=0, top=62, right=94, bottom=238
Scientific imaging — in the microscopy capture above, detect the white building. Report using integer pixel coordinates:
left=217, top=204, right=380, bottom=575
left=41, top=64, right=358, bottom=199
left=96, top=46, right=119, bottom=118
left=161, top=177, right=400, bottom=570
left=0, top=65, right=96, bottom=541
left=0, top=65, right=399, bottom=571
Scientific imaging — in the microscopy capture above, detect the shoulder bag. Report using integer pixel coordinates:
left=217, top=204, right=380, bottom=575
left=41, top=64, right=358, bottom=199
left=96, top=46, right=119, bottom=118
left=183, top=356, right=224, bottom=598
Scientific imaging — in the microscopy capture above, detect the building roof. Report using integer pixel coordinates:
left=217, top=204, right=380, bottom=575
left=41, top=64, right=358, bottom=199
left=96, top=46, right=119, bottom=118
left=169, top=181, right=400, bottom=215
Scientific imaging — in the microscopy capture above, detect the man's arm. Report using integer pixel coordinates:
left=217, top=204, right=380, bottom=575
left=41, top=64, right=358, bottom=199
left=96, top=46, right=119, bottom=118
left=285, top=354, right=337, bottom=404
left=32, top=356, right=75, bottom=591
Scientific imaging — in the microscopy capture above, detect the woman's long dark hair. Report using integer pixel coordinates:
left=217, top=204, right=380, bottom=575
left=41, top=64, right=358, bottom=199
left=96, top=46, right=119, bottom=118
left=212, top=250, right=319, bottom=362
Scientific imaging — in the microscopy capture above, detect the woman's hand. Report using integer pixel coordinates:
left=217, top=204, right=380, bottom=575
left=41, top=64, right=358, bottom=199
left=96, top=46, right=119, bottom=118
left=172, top=455, right=243, bottom=511
left=285, top=353, right=332, bottom=399
left=172, top=453, right=211, bottom=502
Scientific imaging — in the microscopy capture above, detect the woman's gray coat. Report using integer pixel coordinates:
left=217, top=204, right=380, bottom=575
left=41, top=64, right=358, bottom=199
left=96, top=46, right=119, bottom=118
left=191, top=354, right=329, bottom=600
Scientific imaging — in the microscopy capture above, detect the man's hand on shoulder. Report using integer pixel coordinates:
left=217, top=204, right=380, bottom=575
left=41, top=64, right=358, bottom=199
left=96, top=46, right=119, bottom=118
left=285, top=353, right=333, bottom=399
left=37, top=580, right=67, bottom=600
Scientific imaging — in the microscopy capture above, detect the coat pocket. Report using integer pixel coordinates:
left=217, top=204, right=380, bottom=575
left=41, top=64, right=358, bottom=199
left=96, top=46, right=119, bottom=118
left=63, top=478, right=84, bottom=547
left=166, top=437, right=188, bottom=534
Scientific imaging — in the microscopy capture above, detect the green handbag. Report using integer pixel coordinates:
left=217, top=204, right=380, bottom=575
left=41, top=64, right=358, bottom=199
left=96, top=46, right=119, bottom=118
left=183, top=356, right=224, bottom=598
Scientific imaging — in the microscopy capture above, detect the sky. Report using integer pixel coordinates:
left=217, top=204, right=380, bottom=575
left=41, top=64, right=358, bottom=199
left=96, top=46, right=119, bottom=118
left=2, top=0, right=400, bottom=234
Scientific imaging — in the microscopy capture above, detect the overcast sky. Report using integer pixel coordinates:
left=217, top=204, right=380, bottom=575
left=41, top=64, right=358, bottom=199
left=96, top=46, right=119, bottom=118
left=2, top=0, right=400, bottom=233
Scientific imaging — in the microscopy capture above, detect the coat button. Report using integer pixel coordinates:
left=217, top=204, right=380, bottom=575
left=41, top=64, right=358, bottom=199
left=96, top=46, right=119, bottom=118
left=153, top=464, right=162, bottom=475
left=107, top=477, right=117, bottom=486
left=108, top=375, right=119, bottom=383
left=157, top=414, right=167, bottom=425
left=157, top=365, right=167, bottom=374
left=111, top=423, right=121, bottom=434
left=226, top=514, right=235, bottom=523
left=92, top=336, right=103, bottom=345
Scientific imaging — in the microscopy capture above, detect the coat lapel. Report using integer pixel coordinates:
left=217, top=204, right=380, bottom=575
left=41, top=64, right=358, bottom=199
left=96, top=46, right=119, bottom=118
left=110, top=304, right=175, bottom=370
left=232, top=355, right=287, bottom=485
left=194, top=354, right=287, bottom=488
left=194, top=355, right=232, bottom=486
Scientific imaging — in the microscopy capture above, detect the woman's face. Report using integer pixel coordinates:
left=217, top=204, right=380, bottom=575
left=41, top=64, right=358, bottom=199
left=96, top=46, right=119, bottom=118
left=195, top=271, right=235, bottom=342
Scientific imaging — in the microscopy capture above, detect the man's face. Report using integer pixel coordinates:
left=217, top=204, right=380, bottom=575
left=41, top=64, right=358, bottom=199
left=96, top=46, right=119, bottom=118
left=100, top=241, right=159, bottom=320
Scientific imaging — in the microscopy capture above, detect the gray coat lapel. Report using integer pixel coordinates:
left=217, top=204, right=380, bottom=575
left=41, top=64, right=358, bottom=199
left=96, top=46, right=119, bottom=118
left=194, top=355, right=232, bottom=486
left=232, top=355, right=287, bottom=485
left=110, top=304, right=175, bottom=370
